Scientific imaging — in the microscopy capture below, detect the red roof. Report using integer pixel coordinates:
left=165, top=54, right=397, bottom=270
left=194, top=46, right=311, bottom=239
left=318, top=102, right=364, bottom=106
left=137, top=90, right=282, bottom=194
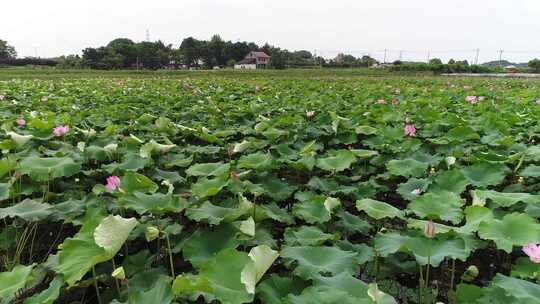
left=250, top=51, right=270, bottom=58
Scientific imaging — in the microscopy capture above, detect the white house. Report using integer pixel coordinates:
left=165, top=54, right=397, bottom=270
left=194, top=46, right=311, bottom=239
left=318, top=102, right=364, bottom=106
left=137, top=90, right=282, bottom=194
left=234, top=51, right=271, bottom=69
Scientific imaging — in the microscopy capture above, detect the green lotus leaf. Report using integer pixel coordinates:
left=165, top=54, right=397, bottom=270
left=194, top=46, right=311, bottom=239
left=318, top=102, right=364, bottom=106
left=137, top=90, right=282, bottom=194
left=281, top=246, right=358, bottom=280
left=471, top=190, right=540, bottom=207
left=24, top=276, right=64, bottom=304
left=0, top=183, right=10, bottom=201
left=397, top=178, right=431, bottom=201
left=7, top=131, right=33, bottom=147
left=316, top=150, right=356, bottom=172
left=407, top=191, right=464, bottom=224
left=522, top=145, right=540, bottom=162
left=478, top=213, right=540, bottom=253
left=238, top=152, right=274, bottom=170
left=231, top=140, right=251, bottom=154
left=93, top=215, right=138, bottom=257
left=0, top=199, right=52, bottom=221
left=355, top=125, right=378, bottom=135
left=140, top=140, right=176, bottom=158
left=163, top=153, right=193, bottom=168
left=84, top=145, right=112, bottom=162
left=181, top=224, right=240, bottom=268
left=199, top=248, right=253, bottom=304
left=0, top=157, right=16, bottom=178
left=460, top=162, right=509, bottom=187
left=19, top=156, right=81, bottom=181
left=120, top=172, right=159, bottom=193
left=458, top=206, right=494, bottom=234
left=125, top=274, right=173, bottom=304
left=356, top=198, right=404, bottom=220
left=350, top=149, right=379, bottom=158
left=186, top=162, right=230, bottom=177
left=55, top=214, right=136, bottom=286
left=239, top=217, right=255, bottom=237
left=258, top=175, right=297, bottom=201
left=257, top=275, right=309, bottom=304
left=336, top=210, right=372, bottom=235
left=386, top=159, right=429, bottom=178
left=259, top=203, right=295, bottom=225
left=428, top=169, right=469, bottom=194
left=521, top=165, right=540, bottom=178
left=0, top=264, right=34, bottom=302
left=187, top=195, right=252, bottom=225
left=119, top=192, right=188, bottom=215
left=284, top=226, right=335, bottom=246
left=511, top=257, right=540, bottom=279
left=446, top=126, right=480, bottom=141
left=292, top=192, right=332, bottom=224
left=285, top=287, right=360, bottom=304
left=374, top=232, right=478, bottom=266
left=172, top=274, right=212, bottom=298
left=191, top=175, right=229, bottom=198
left=240, top=245, right=279, bottom=294
left=489, top=274, right=540, bottom=302
left=55, top=216, right=107, bottom=285
left=454, top=283, right=484, bottom=304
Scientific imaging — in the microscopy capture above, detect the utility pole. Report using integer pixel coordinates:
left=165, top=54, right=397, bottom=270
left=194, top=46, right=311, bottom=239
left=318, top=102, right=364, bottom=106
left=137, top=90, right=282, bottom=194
left=427, top=51, right=431, bottom=63
left=398, top=50, right=403, bottom=61
left=146, top=29, right=150, bottom=42
left=499, top=49, right=504, bottom=67
left=474, top=48, right=480, bottom=65
left=383, top=49, right=387, bottom=63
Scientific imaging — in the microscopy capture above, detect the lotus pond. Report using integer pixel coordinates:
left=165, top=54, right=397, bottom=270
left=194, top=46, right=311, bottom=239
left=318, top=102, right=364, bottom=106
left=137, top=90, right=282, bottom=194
left=1, top=74, right=540, bottom=303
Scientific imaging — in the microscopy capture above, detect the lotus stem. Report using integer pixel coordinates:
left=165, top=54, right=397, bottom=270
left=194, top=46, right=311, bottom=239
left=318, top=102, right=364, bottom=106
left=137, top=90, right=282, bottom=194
left=92, top=265, right=103, bottom=304
left=450, top=259, right=456, bottom=297
left=165, top=233, right=175, bottom=278
left=112, top=259, right=121, bottom=296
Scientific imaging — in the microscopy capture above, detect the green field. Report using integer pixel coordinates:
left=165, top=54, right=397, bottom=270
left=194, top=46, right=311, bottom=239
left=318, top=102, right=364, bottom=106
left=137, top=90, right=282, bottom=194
left=1, top=69, right=540, bottom=303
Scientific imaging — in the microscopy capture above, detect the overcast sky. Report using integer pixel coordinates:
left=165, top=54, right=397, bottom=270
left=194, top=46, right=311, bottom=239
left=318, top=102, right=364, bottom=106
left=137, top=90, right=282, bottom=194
left=3, top=0, right=540, bottom=63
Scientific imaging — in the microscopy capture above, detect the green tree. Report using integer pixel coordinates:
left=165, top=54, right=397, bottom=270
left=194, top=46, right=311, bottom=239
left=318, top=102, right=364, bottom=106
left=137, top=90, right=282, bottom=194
left=0, top=39, right=17, bottom=59
left=209, top=34, right=226, bottom=67
left=429, top=58, right=443, bottom=65
left=529, top=58, right=540, bottom=73
left=107, top=38, right=137, bottom=67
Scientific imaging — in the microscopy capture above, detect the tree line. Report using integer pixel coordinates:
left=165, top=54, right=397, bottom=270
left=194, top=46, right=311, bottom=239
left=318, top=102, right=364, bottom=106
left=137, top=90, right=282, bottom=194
left=3, top=36, right=540, bottom=72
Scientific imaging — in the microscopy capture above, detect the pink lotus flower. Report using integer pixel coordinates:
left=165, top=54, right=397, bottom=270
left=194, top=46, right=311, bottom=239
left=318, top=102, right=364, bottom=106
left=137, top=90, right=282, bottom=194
left=0, top=94, right=5, bottom=101
left=306, top=111, right=315, bottom=118
left=465, top=96, right=478, bottom=104
left=536, top=99, right=540, bottom=105
left=523, top=242, right=540, bottom=263
left=53, top=125, right=69, bottom=137
left=16, top=118, right=25, bottom=127
left=105, top=176, right=121, bottom=192
left=404, top=124, right=416, bottom=137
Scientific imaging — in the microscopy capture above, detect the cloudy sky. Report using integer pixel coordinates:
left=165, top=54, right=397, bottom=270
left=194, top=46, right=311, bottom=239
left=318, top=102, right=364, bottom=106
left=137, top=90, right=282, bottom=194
left=3, top=0, right=540, bottom=63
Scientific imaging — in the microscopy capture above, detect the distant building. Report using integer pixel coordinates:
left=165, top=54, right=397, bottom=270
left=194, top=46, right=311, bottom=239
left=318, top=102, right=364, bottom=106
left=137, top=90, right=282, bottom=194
left=234, top=51, right=271, bottom=69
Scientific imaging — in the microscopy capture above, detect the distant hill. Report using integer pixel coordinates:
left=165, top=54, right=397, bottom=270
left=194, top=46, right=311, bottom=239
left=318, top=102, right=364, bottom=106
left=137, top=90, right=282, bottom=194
left=482, top=60, right=528, bottom=68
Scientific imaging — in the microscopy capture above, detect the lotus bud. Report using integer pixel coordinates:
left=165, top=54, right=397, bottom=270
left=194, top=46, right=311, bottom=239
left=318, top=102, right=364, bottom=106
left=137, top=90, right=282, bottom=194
left=461, top=265, right=479, bottom=282
left=424, top=220, right=436, bottom=238
left=430, top=167, right=436, bottom=175
left=145, top=226, right=160, bottom=242
left=112, top=266, right=126, bottom=280
left=445, top=156, right=456, bottom=167
left=518, top=176, right=524, bottom=183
